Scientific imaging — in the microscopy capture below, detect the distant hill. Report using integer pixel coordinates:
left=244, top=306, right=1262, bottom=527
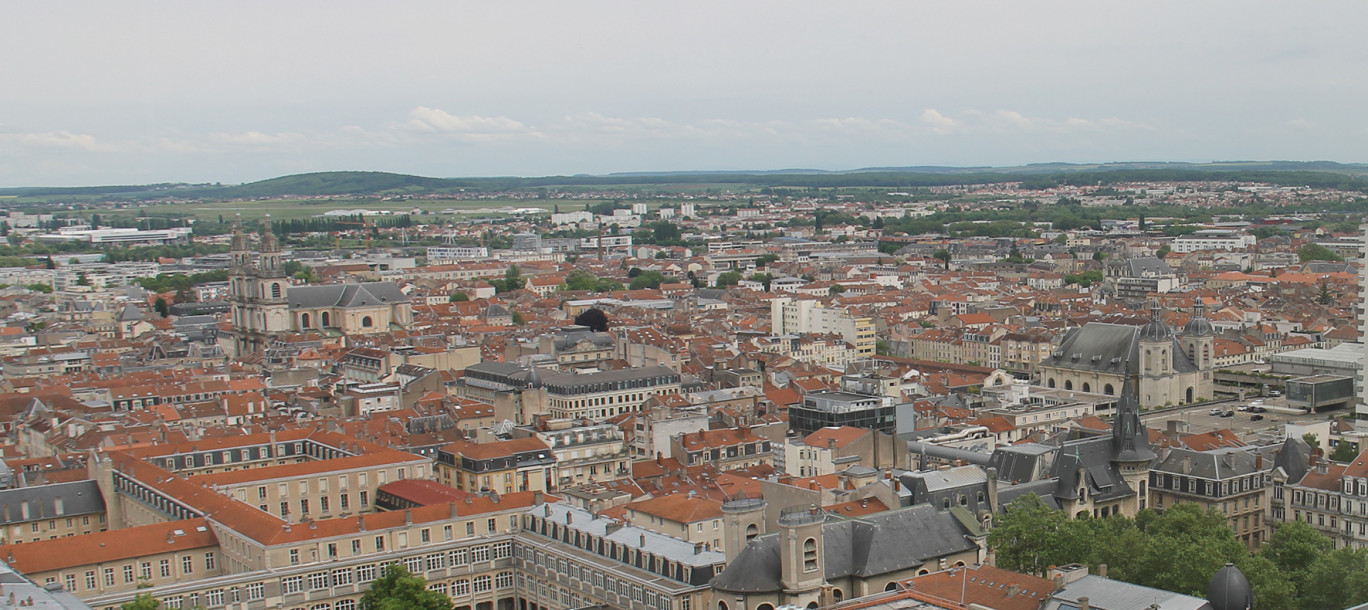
left=198, top=171, right=456, bottom=198
left=3, top=162, right=1367, bottom=201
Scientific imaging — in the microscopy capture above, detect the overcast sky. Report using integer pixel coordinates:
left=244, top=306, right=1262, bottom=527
left=2, top=1, right=1365, bottom=186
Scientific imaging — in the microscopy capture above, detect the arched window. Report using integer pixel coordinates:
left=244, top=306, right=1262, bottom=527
left=1203, top=344, right=1210, bottom=366
left=1047, top=378, right=1056, bottom=388
left=745, top=523, right=759, bottom=542
left=1161, top=350, right=1167, bottom=370
left=300, top=313, right=310, bottom=329
left=361, top=315, right=373, bottom=328
left=321, top=312, right=331, bottom=327
left=832, top=589, right=844, bottom=603
left=1145, top=349, right=1152, bottom=371
left=271, top=283, right=282, bottom=299
left=756, top=605, right=774, bottom=610
left=1082, top=382, right=1091, bottom=393
left=1104, top=383, right=1114, bottom=395
left=803, top=538, right=818, bottom=572
left=1064, top=380, right=1073, bottom=391
left=718, top=602, right=729, bottom=610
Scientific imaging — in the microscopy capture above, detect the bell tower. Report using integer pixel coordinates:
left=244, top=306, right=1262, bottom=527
left=1112, top=364, right=1157, bottom=515
left=778, top=505, right=826, bottom=606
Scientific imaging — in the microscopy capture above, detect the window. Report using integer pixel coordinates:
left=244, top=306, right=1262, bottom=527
left=207, top=590, right=224, bottom=606
left=352, top=539, right=362, bottom=554
left=472, top=546, right=490, bottom=562
left=308, top=572, right=329, bottom=590
left=104, top=567, right=115, bottom=586
left=340, top=494, right=349, bottom=510
left=357, top=564, right=376, bottom=583
left=159, top=559, right=171, bottom=578
left=362, top=316, right=373, bottom=328
left=64, top=574, right=75, bottom=592
left=290, top=549, right=300, bottom=565
left=282, top=575, right=304, bottom=594
left=321, top=496, right=330, bottom=512
left=122, top=564, right=134, bottom=583
left=337, top=601, right=356, bottom=610
left=803, top=538, right=818, bottom=572
left=140, top=562, right=151, bottom=580
left=488, top=517, right=497, bottom=533
left=493, top=541, right=512, bottom=559
left=497, top=571, right=514, bottom=589
left=375, top=536, right=385, bottom=551
left=360, top=491, right=369, bottom=506
left=421, top=529, right=431, bottom=543
left=246, top=582, right=264, bottom=600
left=474, top=575, right=492, bottom=593
left=182, top=555, right=194, bottom=574
left=453, top=579, right=470, bottom=596
left=205, top=552, right=215, bottom=571
left=466, top=521, right=475, bottom=536
left=85, top=571, right=97, bottom=590
left=449, top=548, right=469, bottom=566
left=333, top=568, right=353, bottom=586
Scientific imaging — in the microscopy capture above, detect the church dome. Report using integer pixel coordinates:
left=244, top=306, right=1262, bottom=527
left=1138, top=299, right=1171, bottom=342
left=1182, top=299, right=1215, bottom=337
left=1182, top=316, right=1215, bottom=337
left=1207, top=563, right=1254, bottom=610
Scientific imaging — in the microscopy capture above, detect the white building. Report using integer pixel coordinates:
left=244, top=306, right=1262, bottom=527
left=550, top=210, right=594, bottom=226
left=1172, top=230, right=1256, bottom=253
left=426, top=246, right=490, bottom=263
left=769, top=297, right=876, bottom=357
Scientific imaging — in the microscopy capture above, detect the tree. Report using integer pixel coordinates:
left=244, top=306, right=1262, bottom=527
left=1330, top=440, right=1359, bottom=463
left=748, top=273, right=773, bottom=291
left=1303, top=433, right=1320, bottom=452
left=563, top=270, right=600, bottom=291
left=828, top=284, right=845, bottom=296
left=1156, top=244, right=1172, bottom=258
left=755, top=253, right=780, bottom=268
left=510, top=310, right=526, bottom=326
left=174, top=286, right=196, bottom=305
left=25, top=283, right=52, bottom=293
left=715, top=271, right=742, bottom=288
left=1300, top=546, right=1368, bottom=610
left=1092, top=251, right=1107, bottom=261
left=122, top=592, right=162, bottom=609
left=875, top=340, right=893, bottom=356
left=628, top=271, right=666, bottom=290
left=1262, top=520, right=1333, bottom=597
left=153, top=297, right=169, bottom=318
left=1316, top=281, right=1334, bottom=305
left=573, top=308, right=609, bottom=332
left=1297, top=243, right=1344, bottom=262
left=75, top=272, right=91, bottom=287
left=449, top=292, right=469, bottom=302
left=988, top=494, right=1073, bottom=575
left=933, top=249, right=951, bottom=270
left=359, top=563, right=453, bottom=610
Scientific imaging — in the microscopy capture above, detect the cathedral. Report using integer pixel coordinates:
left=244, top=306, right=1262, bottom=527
left=1035, top=299, right=1215, bottom=409
left=228, top=221, right=412, bottom=357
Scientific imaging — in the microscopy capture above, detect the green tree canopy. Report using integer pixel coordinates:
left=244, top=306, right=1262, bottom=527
left=360, top=564, right=454, bottom=610
left=121, top=592, right=161, bottom=610
left=1297, top=243, right=1344, bottom=262
left=1330, top=440, right=1359, bottom=462
left=715, top=271, right=742, bottom=288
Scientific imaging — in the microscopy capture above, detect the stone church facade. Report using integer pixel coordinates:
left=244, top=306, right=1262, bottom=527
left=1036, top=300, right=1214, bottom=409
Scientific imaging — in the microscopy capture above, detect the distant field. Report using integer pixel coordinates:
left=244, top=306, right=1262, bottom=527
left=81, top=197, right=686, bottom=223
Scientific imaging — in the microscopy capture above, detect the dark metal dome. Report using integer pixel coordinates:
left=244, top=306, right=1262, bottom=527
left=1207, top=563, right=1254, bottom=610
left=1138, top=299, right=1171, bottom=342
left=1182, top=299, right=1215, bottom=337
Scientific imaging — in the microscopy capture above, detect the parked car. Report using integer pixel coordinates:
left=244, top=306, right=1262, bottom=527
left=1237, top=405, right=1249, bottom=412
left=1250, top=406, right=1266, bottom=414
left=1221, top=410, right=1235, bottom=418
left=1251, top=414, right=1265, bottom=421
left=1210, top=408, right=1224, bottom=416
left=1269, top=390, right=1282, bottom=397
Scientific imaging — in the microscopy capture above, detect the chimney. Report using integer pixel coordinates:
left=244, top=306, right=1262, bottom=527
left=827, top=438, right=837, bottom=451
left=449, top=502, right=458, bottom=518
left=533, top=490, right=544, bottom=506
left=1005, top=583, right=1020, bottom=598
left=358, top=516, right=366, bottom=532
left=639, top=533, right=646, bottom=547
left=1255, top=454, right=1263, bottom=470
left=1097, top=563, right=1107, bottom=579
left=986, top=467, right=999, bottom=510
left=1078, top=597, right=1090, bottom=610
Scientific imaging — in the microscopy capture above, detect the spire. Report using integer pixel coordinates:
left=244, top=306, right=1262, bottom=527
left=230, top=212, right=248, bottom=252
left=260, top=213, right=280, bottom=253
left=1112, top=360, right=1156, bottom=463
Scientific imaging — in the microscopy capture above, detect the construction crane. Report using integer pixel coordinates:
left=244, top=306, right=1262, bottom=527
left=335, top=218, right=374, bottom=250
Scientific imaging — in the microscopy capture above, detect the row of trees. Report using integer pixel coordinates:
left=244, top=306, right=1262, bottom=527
left=989, top=495, right=1368, bottom=609
left=122, top=564, right=453, bottom=610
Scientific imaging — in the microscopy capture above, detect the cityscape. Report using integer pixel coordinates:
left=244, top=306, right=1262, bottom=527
left=4, top=2, right=1368, bottom=610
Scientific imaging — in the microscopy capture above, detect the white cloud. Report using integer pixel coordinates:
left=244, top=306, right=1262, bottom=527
left=921, top=109, right=961, bottom=133
left=405, top=107, right=541, bottom=141
left=210, top=131, right=305, bottom=146
left=0, top=130, right=122, bottom=152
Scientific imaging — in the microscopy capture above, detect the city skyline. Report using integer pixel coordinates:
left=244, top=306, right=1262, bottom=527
left=3, top=1, right=1368, bottom=186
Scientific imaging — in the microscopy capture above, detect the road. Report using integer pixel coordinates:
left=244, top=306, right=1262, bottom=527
left=1139, top=397, right=1300, bottom=438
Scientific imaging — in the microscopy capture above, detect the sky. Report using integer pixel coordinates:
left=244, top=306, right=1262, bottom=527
left=1, top=1, right=1366, bottom=186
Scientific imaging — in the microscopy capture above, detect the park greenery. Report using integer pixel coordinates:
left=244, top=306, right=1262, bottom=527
left=135, top=270, right=229, bottom=294
left=989, top=494, right=1368, bottom=610
left=359, top=564, right=453, bottom=610
left=1297, top=243, right=1345, bottom=262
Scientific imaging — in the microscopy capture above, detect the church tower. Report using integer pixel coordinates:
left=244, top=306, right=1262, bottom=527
left=1181, top=298, right=1216, bottom=372
left=778, top=505, right=826, bottom=607
left=721, top=497, right=767, bottom=563
left=1137, top=299, right=1175, bottom=406
left=1112, top=365, right=1157, bottom=514
left=230, top=217, right=290, bottom=357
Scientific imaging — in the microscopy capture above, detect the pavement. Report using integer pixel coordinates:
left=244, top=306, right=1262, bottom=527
left=1140, top=396, right=1306, bottom=438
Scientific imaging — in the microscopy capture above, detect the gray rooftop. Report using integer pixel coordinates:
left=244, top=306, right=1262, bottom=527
left=1045, top=574, right=1211, bottom=610
left=532, top=502, right=725, bottom=568
left=287, top=281, right=409, bottom=309
left=0, top=480, right=104, bottom=525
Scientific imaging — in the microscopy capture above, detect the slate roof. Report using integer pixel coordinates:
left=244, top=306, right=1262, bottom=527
left=1044, top=574, right=1211, bottom=610
left=287, top=281, right=409, bottom=309
left=0, top=480, right=104, bottom=525
left=1151, top=447, right=1262, bottom=480
left=713, top=503, right=980, bottom=593
left=1040, top=323, right=1198, bottom=375
left=1123, top=257, right=1174, bottom=278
